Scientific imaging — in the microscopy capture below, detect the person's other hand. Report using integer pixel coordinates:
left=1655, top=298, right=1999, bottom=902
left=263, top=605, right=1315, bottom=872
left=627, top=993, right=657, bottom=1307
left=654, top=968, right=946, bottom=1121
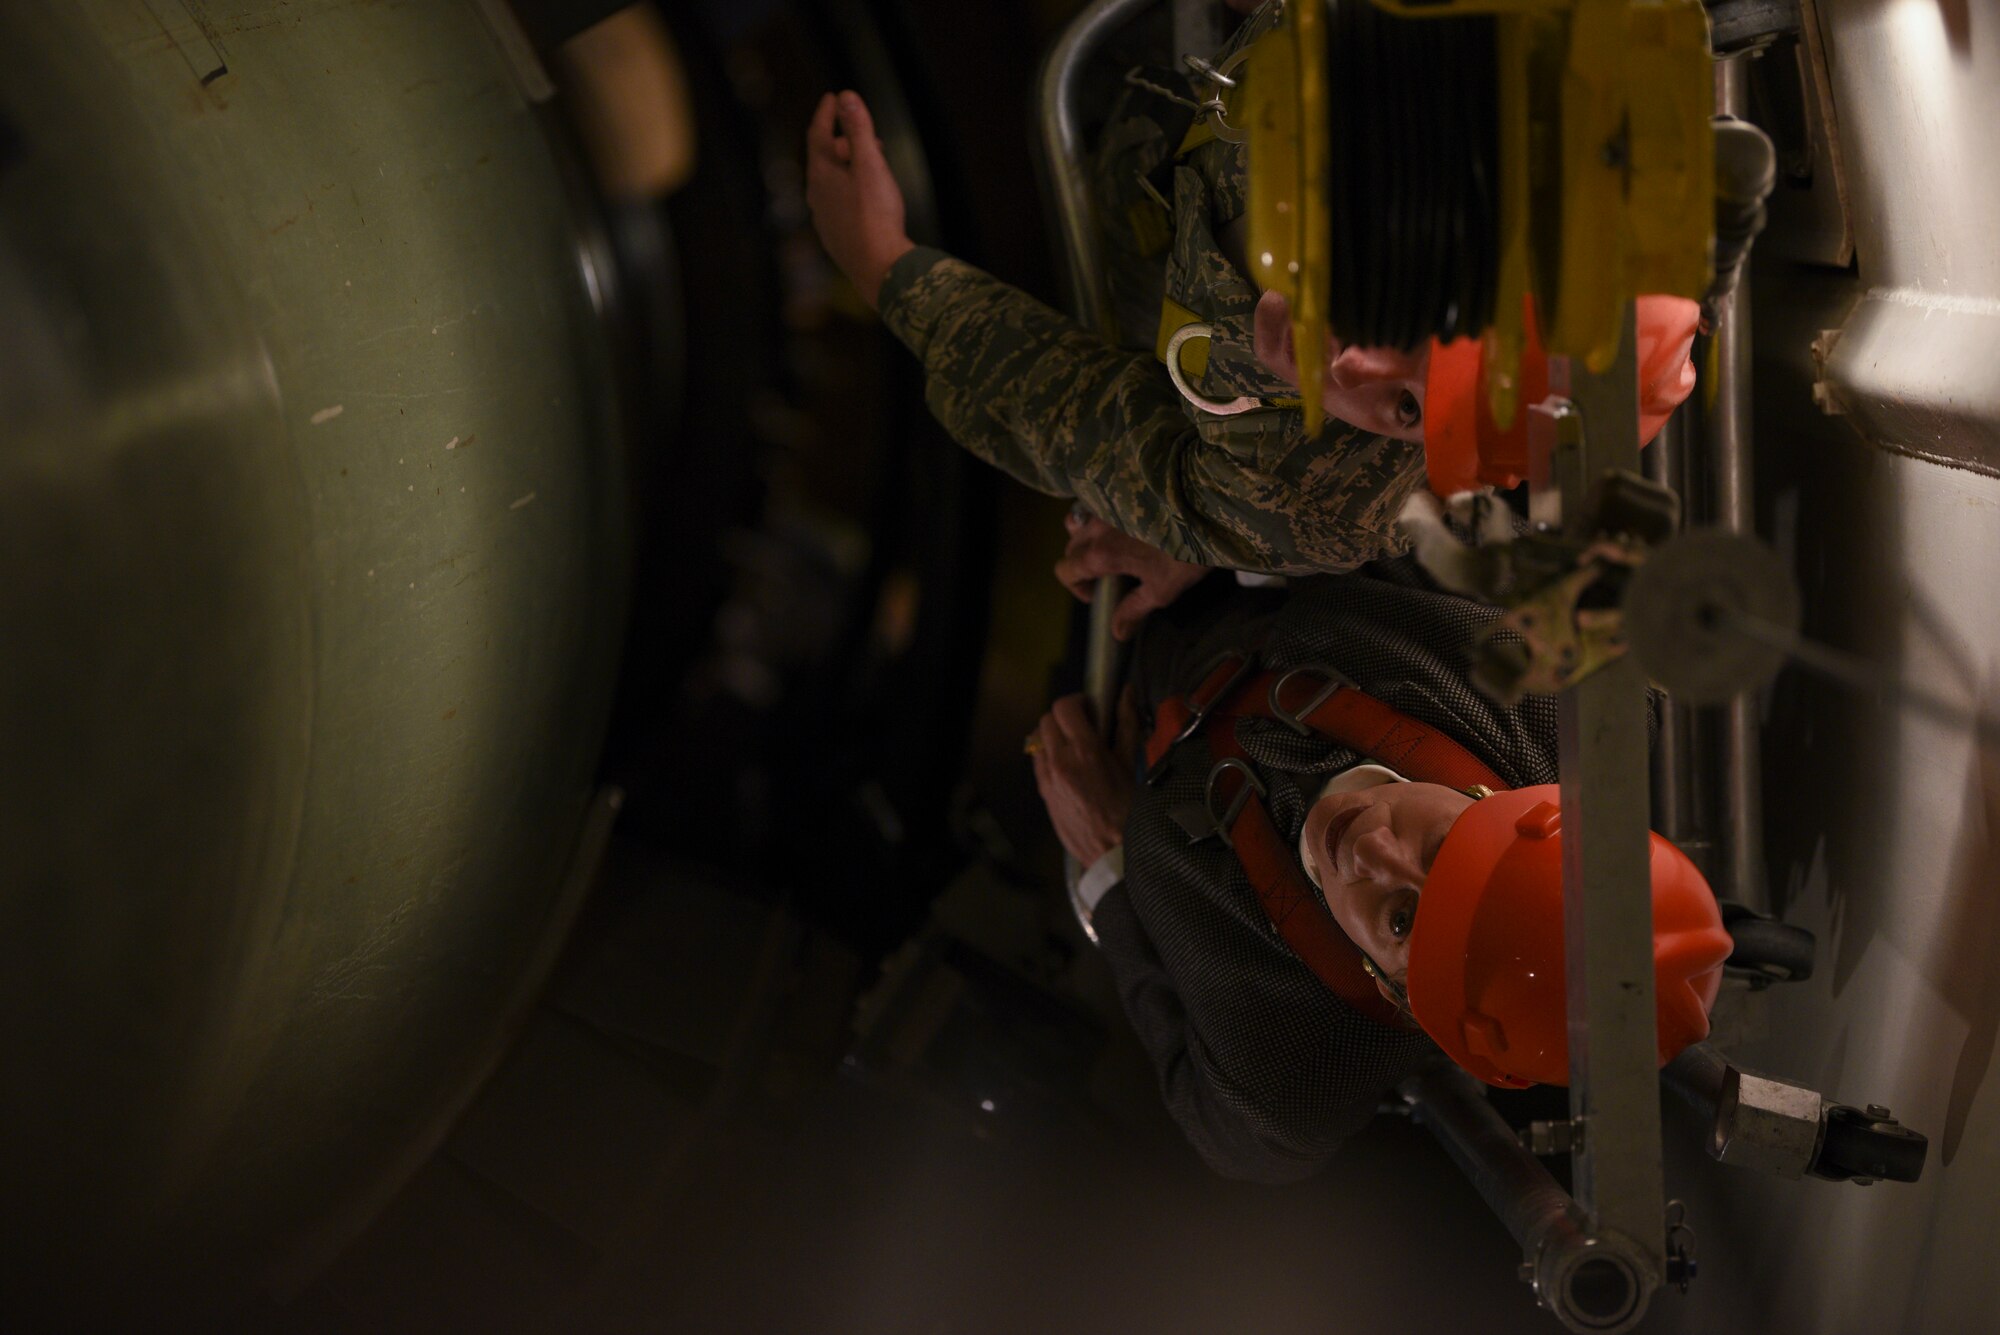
left=805, top=90, right=915, bottom=310
left=1055, top=512, right=1210, bottom=641
left=1030, top=691, right=1141, bottom=866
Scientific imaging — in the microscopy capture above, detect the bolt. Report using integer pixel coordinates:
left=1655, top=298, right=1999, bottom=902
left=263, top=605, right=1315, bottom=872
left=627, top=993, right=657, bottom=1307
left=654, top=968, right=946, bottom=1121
left=1865, top=1104, right=1892, bottom=1121
left=1518, top=1262, right=1537, bottom=1286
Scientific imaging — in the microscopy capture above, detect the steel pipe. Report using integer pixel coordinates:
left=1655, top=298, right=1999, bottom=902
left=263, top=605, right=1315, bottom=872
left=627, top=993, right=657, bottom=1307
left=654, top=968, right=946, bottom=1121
left=1644, top=413, right=1693, bottom=849
left=1711, top=55, right=1769, bottom=912
left=1404, top=1064, right=1586, bottom=1259
left=1404, top=1064, right=1655, bottom=1334
left=1035, top=0, right=1159, bottom=338
left=1539, top=306, right=1668, bottom=1332
left=1034, top=0, right=1152, bottom=891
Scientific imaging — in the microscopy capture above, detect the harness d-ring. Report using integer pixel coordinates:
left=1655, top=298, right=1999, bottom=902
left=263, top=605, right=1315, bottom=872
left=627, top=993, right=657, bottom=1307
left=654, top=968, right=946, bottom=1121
left=1203, top=757, right=1267, bottom=851
left=1146, top=651, right=1259, bottom=786
left=1267, top=663, right=1357, bottom=735
left=1165, top=323, right=1261, bottom=417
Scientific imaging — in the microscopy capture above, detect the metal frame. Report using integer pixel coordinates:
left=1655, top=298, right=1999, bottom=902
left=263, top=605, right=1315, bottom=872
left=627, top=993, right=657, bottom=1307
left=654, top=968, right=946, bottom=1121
left=1710, top=55, right=1769, bottom=914
left=1034, top=0, right=1156, bottom=766
left=1643, top=412, right=1707, bottom=868
left=1546, top=311, right=1672, bottom=1331
left=1035, top=0, right=1142, bottom=337
left=1648, top=56, right=1766, bottom=905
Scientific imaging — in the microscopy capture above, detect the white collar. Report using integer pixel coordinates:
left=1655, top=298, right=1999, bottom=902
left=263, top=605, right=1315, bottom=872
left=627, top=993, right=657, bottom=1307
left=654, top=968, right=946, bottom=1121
left=1299, top=764, right=1407, bottom=889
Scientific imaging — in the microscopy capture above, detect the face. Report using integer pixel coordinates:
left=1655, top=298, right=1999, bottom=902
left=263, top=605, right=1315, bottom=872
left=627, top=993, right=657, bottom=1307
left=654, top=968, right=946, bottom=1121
left=1300, top=781, right=1475, bottom=1004
left=1252, top=289, right=1429, bottom=444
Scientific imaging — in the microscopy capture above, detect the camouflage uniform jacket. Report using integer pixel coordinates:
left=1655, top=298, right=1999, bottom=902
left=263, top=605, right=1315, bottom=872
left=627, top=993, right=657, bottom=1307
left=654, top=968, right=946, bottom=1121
left=876, top=8, right=1424, bottom=576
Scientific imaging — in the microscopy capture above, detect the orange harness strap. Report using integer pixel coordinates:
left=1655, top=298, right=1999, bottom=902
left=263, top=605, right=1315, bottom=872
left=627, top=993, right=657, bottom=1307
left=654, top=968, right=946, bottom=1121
left=1144, top=654, right=1507, bottom=1028
left=1147, top=655, right=1504, bottom=792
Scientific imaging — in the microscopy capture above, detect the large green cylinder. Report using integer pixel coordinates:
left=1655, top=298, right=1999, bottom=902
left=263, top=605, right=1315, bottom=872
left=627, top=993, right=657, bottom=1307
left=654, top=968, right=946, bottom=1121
left=0, top=1, right=628, bottom=1321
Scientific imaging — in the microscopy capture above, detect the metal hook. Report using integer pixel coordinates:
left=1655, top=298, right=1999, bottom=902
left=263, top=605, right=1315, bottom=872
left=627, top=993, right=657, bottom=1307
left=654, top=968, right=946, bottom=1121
left=1182, top=53, right=1239, bottom=88
left=1121, top=67, right=1226, bottom=118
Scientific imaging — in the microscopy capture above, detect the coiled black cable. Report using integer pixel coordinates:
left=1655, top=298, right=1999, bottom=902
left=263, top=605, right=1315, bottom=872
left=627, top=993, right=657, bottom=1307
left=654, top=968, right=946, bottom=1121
left=1323, top=1, right=1500, bottom=350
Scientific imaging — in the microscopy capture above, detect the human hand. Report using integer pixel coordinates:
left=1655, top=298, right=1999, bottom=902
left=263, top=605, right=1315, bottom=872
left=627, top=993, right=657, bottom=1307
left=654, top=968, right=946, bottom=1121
left=1055, top=512, right=1210, bottom=641
left=805, top=90, right=915, bottom=310
left=1029, top=691, right=1142, bottom=866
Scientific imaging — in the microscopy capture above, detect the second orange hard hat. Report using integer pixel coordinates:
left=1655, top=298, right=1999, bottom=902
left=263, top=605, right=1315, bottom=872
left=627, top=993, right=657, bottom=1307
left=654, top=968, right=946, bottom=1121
left=1423, top=296, right=1701, bottom=498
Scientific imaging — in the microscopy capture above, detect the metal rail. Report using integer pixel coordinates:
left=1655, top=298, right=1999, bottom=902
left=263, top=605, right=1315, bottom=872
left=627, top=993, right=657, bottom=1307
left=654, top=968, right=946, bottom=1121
left=1034, top=0, right=1155, bottom=851
left=1036, top=0, right=1154, bottom=337
left=1545, top=304, right=1671, bottom=1333
left=1711, top=54, right=1768, bottom=913
left=1643, top=413, right=1694, bottom=852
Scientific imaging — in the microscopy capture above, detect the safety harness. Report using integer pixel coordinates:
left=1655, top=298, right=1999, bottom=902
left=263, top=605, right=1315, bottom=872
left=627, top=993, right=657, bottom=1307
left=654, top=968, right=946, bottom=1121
left=1144, top=652, right=1507, bottom=1029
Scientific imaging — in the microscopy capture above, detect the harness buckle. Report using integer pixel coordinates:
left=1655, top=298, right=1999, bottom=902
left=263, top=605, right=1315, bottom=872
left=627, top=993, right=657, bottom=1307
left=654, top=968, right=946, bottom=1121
left=1146, top=651, right=1258, bottom=785
left=1267, top=664, right=1357, bottom=736
left=1202, top=757, right=1267, bottom=851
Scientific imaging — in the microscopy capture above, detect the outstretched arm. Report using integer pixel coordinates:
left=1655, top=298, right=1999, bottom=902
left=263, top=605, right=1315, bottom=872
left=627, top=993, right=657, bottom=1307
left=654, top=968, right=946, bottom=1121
left=805, top=90, right=1418, bottom=574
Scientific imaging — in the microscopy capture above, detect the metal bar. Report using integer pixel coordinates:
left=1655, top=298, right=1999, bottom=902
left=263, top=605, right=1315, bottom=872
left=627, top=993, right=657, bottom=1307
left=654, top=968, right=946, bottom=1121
left=1036, top=0, right=1158, bottom=339
left=1036, top=0, right=1147, bottom=718
left=1035, top=0, right=1155, bottom=911
left=1711, top=54, right=1767, bottom=913
left=1643, top=412, right=1689, bottom=844
left=1084, top=575, right=1124, bottom=727
left=1642, top=411, right=1721, bottom=881
left=1553, top=304, right=1667, bottom=1299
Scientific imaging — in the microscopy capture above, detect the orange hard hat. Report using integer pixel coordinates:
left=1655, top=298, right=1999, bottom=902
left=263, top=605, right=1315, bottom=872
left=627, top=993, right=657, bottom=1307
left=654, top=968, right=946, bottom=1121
left=1423, top=296, right=1701, bottom=497
left=1405, top=785, right=1732, bottom=1089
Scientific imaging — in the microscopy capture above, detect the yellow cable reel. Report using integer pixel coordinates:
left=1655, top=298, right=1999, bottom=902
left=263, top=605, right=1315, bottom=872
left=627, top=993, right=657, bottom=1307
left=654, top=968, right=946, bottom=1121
left=1239, top=0, right=1712, bottom=433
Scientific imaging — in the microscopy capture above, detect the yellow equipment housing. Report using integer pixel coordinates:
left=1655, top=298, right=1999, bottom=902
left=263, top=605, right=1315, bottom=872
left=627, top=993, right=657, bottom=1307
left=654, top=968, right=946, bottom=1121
left=1242, top=0, right=1713, bottom=433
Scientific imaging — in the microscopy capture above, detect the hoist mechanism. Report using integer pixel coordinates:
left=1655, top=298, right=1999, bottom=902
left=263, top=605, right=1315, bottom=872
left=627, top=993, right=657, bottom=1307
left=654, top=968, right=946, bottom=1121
left=1040, top=3, right=1925, bottom=1334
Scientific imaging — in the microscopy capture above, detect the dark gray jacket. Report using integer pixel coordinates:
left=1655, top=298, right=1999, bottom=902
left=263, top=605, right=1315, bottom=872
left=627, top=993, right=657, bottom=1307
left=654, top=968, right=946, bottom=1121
left=1094, top=560, right=1559, bottom=1182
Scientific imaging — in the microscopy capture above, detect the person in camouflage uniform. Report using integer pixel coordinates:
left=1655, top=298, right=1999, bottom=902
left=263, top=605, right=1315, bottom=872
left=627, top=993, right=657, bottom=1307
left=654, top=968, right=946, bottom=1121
left=804, top=1, right=1430, bottom=577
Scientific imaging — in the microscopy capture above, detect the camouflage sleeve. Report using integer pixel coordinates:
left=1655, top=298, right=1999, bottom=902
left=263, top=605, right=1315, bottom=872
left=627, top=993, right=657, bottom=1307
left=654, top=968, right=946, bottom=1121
left=877, top=246, right=1424, bottom=575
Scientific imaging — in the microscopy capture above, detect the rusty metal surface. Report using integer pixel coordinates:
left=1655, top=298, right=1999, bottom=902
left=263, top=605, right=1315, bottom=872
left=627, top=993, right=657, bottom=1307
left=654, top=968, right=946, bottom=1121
left=0, top=0, right=627, bottom=1320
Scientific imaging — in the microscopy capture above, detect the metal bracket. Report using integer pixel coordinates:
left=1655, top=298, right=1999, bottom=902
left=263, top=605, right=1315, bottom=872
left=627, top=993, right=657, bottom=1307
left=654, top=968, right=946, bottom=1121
left=1664, top=1043, right=1930, bottom=1185
left=1524, top=1118, right=1587, bottom=1157
left=1713, top=1066, right=1824, bottom=1179
left=1146, top=651, right=1257, bottom=784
